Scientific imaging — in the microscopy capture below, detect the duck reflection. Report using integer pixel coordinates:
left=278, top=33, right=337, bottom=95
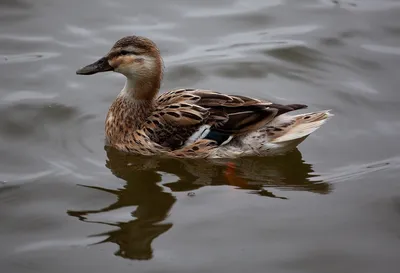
left=68, top=146, right=330, bottom=260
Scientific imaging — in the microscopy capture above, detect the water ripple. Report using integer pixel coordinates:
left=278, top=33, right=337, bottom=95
left=362, top=44, right=400, bottom=55
left=1, top=52, right=59, bottom=64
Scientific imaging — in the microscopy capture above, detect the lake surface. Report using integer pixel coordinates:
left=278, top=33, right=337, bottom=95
left=1, top=0, right=400, bottom=272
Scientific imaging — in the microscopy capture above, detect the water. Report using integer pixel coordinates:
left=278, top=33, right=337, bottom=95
left=1, top=0, right=399, bottom=272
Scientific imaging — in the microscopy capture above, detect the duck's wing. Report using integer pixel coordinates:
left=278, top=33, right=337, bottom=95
left=144, top=89, right=214, bottom=150
left=187, top=89, right=308, bottom=138
left=145, top=88, right=307, bottom=149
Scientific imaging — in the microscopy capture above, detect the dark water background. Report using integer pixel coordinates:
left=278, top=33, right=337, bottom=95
left=1, top=0, right=400, bottom=272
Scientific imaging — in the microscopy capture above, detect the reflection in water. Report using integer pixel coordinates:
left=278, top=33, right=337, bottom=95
left=68, top=147, right=331, bottom=260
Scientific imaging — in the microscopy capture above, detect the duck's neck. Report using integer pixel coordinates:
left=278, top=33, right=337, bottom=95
left=120, top=75, right=160, bottom=100
left=117, top=76, right=159, bottom=124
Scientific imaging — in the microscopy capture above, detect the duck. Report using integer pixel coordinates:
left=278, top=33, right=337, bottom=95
left=76, top=35, right=332, bottom=158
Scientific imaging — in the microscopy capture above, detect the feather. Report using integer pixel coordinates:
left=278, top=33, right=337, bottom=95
left=271, top=110, right=333, bottom=143
left=184, top=124, right=211, bottom=145
left=140, top=88, right=317, bottom=151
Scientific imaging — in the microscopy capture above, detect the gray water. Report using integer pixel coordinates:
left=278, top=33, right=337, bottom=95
left=1, top=0, right=400, bottom=272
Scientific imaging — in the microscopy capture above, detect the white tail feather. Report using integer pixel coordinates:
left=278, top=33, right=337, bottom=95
left=271, top=110, right=333, bottom=144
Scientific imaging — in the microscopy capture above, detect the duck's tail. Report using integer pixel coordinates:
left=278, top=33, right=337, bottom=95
left=270, top=110, right=333, bottom=145
left=211, top=110, right=333, bottom=158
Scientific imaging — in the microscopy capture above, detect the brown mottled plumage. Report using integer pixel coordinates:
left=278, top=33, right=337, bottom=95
left=76, top=35, right=332, bottom=158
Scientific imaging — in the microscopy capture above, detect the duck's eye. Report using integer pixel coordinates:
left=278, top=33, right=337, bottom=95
left=120, top=50, right=130, bottom=55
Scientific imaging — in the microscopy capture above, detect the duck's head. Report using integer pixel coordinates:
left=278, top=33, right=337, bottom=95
left=76, top=35, right=163, bottom=81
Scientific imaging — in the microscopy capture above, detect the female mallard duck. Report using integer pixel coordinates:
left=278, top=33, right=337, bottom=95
left=76, top=35, right=332, bottom=158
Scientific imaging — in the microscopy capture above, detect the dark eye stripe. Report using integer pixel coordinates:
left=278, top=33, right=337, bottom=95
left=120, top=50, right=140, bottom=56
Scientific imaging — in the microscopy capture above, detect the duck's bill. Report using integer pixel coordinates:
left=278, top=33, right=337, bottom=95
left=76, top=57, right=113, bottom=75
